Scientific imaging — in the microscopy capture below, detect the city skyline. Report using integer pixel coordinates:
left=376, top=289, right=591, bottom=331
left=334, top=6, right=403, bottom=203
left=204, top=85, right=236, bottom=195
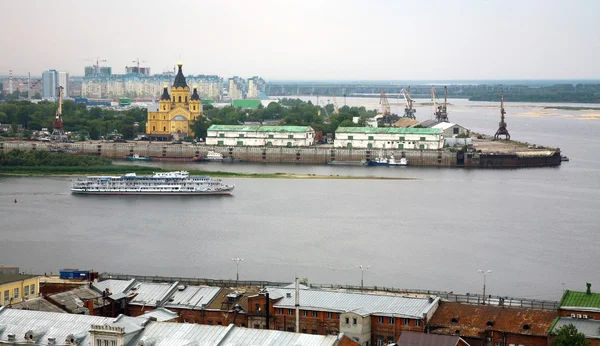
left=1, top=0, right=599, bottom=80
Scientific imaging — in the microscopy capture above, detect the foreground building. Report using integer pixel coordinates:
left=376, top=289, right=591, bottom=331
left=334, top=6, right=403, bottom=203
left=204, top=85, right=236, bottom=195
left=558, top=283, right=600, bottom=319
left=146, top=61, right=203, bottom=140
left=427, top=302, right=556, bottom=346
left=0, top=307, right=358, bottom=346
left=549, top=317, right=600, bottom=346
left=334, top=127, right=444, bottom=149
left=206, top=125, right=316, bottom=147
left=247, top=286, right=440, bottom=346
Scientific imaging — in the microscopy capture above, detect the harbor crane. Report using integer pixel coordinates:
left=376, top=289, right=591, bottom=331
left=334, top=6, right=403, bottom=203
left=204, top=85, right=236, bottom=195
left=379, top=90, right=399, bottom=126
left=85, top=57, right=106, bottom=74
left=400, top=87, right=416, bottom=119
left=432, top=86, right=449, bottom=122
left=332, top=96, right=340, bottom=115
left=51, top=86, right=66, bottom=141
left=494, top=91, right=510, bottom=140
left=132, top=58, right=147, bottom=74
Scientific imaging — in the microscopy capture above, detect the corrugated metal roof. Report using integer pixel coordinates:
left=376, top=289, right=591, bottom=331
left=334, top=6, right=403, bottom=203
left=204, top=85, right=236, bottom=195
left=266, top=288, right=437, bottom=318
left=397, top=331, right=465, bottom=346
left=418, top=120, right=442, bottom=128
left=141, top=308, right=179, bottom=322
left=551, top=317, right=600, bottom=339
left=165, top=286, right=221, bottom=310
left=49, top=286, right=103, bottom=313
left=431, top=122, right=457, bottom=130
left=9, top=297, right=66, bottom=313
left=208, top=125, right=313, bottom=133
left=335, top=127, right=441, bottom=135
left=131, top=322, right=344, bottom=346
left=93, top=279, right=136, bottom=294
left=129, top=282, right=179, bottom=307
left=0, top=306, right=114, bottom=345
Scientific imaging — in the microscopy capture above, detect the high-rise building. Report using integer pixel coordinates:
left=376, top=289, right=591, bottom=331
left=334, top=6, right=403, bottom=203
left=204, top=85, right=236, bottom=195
left=85, top=66, right=112, bottom=77
left=125, top=66, right=151, bottom=76
left=42, top=70, right=58, bottom=98
left=58, top=71, right=69, bottom=98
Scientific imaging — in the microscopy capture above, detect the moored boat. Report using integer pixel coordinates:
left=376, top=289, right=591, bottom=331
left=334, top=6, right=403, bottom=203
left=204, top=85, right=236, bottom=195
left=149, top=155, right=202, bottom=162
left=366, top=154, right=408, bottom=167
left=71, top=171, right=234, bottom=196
left=125, top=154, right=152, bottom=161
left=203, top=151, right=224, bottom=162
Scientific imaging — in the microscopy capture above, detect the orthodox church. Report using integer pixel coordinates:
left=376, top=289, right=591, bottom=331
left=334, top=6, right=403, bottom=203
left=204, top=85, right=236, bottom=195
left=146, top=61, right=202, bottom=140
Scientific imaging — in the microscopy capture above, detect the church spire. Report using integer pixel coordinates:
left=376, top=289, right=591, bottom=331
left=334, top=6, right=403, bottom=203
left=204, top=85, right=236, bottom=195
left=172, top=61, right=188, bottom=88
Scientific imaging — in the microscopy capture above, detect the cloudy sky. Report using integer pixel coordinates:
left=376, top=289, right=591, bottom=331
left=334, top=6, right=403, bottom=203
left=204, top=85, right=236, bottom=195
left=1, top=0, right=599, bottom=80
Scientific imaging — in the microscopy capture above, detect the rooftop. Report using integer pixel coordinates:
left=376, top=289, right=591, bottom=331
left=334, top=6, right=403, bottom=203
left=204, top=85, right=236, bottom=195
left=128, top=282, right=179, bottom=307
left=550, top=317, right=600, bottom=339
left=139, top=308, right=179, bottom=322
left=428, top=302, right=557, bottom=338
left=0, top=274, right=36, bottom=285
left=48, top=285, right=105, bottom=313
left=208, top=125, right=314, bottom=133
left=397, top=331, right=470, bottom=346
left=335, top=127, right=441, bottom=135
left=265, top=287, right=438, bottom=318
left=559, top=287, right=600, bottom=312
left=232, top=99, right=262, bottom=109
left=164, top=285, right=222, bottom=310
left=92, top=278, right=136, bottom=295
left=9, top=297, right=66, bottom=313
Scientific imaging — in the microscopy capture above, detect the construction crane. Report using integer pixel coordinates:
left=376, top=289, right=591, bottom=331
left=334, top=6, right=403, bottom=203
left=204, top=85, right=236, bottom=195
left=400, top=87, right=416, bottom=119
left=132, top=58, right=147, bottom=74
left=332, top=96, right=340, bottom=115
left=494, top=91, right=510, bottom=140
left=432, top=86, right=449, bottom=122
left=85, top=57, right=106, bottom=74
left=51, top=86, right=66, bottom=141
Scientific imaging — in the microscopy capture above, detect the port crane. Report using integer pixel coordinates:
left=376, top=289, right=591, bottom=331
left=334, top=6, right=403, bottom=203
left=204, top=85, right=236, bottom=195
left=51, top=86, right=66, bottom=141
left=494, top=91, right=510, bottom=140
left=379, top=90, right=391, bottom=117
left=85, top=57, right=107, bottom=74
left=400, top=87, right=416, bottom=119
left=431, top=86, right=449, bottom=122
left=332, top=96, right=340, bottom=115
left=132, top=58, right=147, bottom=74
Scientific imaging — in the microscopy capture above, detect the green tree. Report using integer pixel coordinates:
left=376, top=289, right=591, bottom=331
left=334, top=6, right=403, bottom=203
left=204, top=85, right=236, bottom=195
left=192, top=116, right=211, bottom=140
left=33, top=92, right=42, bottom=99
left=551, top=324, right=589, bottom=346
left=0, top=111, right=7, bottom=124
left=120, top=124, right=135, bottom=139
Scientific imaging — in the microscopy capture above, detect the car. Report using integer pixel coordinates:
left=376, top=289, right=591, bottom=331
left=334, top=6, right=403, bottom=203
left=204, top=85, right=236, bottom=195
left=113, top=138, right=127, bottom=143
left=66, top=139, right=74, bottom=143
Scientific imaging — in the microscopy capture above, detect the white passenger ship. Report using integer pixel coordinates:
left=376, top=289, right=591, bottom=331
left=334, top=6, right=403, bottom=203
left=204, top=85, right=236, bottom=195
left=71, top=171, right=234, bottom=196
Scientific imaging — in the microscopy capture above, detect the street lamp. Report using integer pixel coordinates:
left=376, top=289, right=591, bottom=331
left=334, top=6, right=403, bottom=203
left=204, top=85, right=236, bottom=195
left=355, top=265, right=370, bottom=291
left=232, top=258, right=243, bottom=287
left=477, top=269, right=492, bottom=304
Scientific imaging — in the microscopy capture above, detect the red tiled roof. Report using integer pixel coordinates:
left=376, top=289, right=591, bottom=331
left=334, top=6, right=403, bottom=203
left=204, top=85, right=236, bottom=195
left=428, top=302, right=557, bottom=337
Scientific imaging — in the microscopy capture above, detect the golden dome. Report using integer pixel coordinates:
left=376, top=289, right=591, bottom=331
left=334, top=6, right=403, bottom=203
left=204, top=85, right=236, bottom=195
left=177, top=60, right=183, bottom=66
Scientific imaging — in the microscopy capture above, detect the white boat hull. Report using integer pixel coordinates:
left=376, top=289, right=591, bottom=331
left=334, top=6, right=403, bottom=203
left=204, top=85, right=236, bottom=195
left=71, top=189, right=233, bottom=196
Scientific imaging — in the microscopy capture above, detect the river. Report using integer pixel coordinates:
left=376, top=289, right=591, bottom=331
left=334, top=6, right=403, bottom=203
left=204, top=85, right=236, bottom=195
left=1, top=98, right=599, bottom=301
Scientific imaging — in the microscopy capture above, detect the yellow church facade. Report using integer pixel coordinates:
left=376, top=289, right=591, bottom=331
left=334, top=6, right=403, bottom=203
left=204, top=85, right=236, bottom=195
left=146, top=62, right=202, bottom=140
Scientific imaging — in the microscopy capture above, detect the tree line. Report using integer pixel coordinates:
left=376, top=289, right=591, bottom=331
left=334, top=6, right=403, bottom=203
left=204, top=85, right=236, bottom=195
left=0, top=149, right=111, bottom=166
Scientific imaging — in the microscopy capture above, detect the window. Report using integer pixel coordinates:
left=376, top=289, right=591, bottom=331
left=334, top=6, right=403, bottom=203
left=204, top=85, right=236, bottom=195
left=367, top=143, right=373, bottom=149
left=217, top=322, right=222, bottom=326
left=163, top=105, right=166, bottom=110
left=312, top=311, right=318, bottom=317
left=111, top=342, right=116, bottom=346
left=219, top=133, right=225, bottom=138
left=278, top=308, right=283, bottom=314
left=398, top=144, right=403, bottom=149
left=152, top=126, right=156, bottom=131
left=163, top=126, right=166, bottom=131
left=376, top=336, right=384, bottom=346
left=368, top=136, right=374, bottom=140
left=420, top=136, right=425, bottom=141
left=96, top=339, right=101, bottom=346
left=378, top=316, right=384, bottom=323
left=254, top=324, right=260, bottom=329
left=163, top=116, right=166, bottom=120
left=348, top=135, right=353, bottom=140
left=193, top=105, right=196, bottom=110
left=237, top=141, right=243, bottom=146
left=288, top=134, right=293, bottom=139
left=239, top=134, right=245, bottom=138
left=194, top=320, right=198, bottom=324
left=302, top=328, right=307, bottom=333
left=288, top=309, right=293, bottom=315
left=404, top=318, right=410, bottom=325
left=387, top=336, right=394, bottom=343
left=419, top=144, right=425, bottom=149
left=287, top=142, right=292, bottom=147
left=399, top=136, right=405, bottom=141
left=453, top=127, right=459, bottom=134
left=327, top=312, right=333, bottom=319
left=172, top=96, right=175, bottom=102
left=352, top=318, right=357, bottom=325
left=389, top=317, right=394, bottom=324
left=104, top=340, right=108, bottom=346
left=24, top=285, right=29, bottom=296
left=13, top=288, right=19, bottom=299
left=415, top=320, right=421, bottom=327
left=217, top=140, right=224, bottom=146
left=179, top=96, right=182, bottom=103
left=266, top=142, right=272, bottom=146
left=495, top=343, right=501, bottom=346
left=268, top=134, right=274, bottom=139
left=207, top=321, right=212, bottom=325
left=345, top=317, right=350, bottom=324
left=185, top=96, right=187, bottom=103
left=302, top=310, right=308, bottom=316
left=312, top=329, right=317, bottom=334
left=3, top=290, right=8, bottom=302
left=346, top=143, right=352, bottom=148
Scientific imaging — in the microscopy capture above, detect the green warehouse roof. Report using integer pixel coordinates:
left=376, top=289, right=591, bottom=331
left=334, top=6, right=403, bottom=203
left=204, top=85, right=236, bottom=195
left=335, top=127, right=441, bottom=135
left=232, top=99, right=262, bottom=109
left=560, top=288, right=600, bottom=310
left=208, top=125, right=313, bottom=133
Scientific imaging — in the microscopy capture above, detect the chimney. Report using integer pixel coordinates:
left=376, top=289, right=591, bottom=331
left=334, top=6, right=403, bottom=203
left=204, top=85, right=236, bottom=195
left=48, top=337, right=56, bottom=345
left=8, top=334, right=15, bottom=341
left=587, top=283, right=592, bottom=295
left=86, top=299, right=95, bottom=315
left=295, top=277, right=300, bottom=333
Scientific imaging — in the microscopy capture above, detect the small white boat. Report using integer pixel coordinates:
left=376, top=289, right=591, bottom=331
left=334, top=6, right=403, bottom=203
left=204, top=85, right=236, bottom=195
left=367, top=154, right=408, bottom=166
left=203, top=151, right=224, bottom=162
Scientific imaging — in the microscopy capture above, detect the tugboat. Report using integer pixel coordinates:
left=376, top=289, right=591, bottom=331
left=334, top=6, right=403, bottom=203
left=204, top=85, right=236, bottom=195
left=366, top=152, right=408, bottom=166
left=125, top=154, right=152, bottom=162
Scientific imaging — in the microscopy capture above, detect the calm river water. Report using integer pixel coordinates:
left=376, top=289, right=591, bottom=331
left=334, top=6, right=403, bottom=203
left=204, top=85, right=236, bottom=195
left=1, top=98, right=599, bottom=301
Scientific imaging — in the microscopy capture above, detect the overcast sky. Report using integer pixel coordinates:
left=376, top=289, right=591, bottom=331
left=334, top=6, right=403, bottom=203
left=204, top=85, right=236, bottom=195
left=1, top=0, right=599, bottom=80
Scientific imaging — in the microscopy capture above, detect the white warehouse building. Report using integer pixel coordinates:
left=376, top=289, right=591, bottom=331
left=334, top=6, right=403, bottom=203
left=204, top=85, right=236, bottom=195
left=334, top=127, right=444, bottom=150
left=431, top=122, right=470, bottom=138
left=206, top=125, right=315, bottom=147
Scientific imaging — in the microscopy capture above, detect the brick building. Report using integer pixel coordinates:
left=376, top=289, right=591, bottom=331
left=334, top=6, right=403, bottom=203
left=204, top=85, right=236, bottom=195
left=396, top=331, right=471, bottom=346
left=427, top=302, right=556, bottom=346
left=247, top=285, right=440, bottom=346
left=558, top=283, right=600, bottom=320
left=549, top=317, right=600, bottom=346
